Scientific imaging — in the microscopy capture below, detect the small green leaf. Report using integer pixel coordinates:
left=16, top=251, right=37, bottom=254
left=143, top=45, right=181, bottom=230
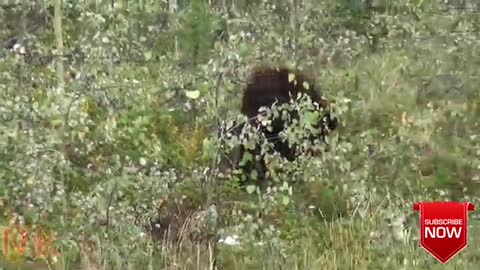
left=50, top=119, right=63, bottom=128
left=302, top=81, right=310, bottom=90
left=239, top=152, right=253, bottom=166
left=261, top=119, right=270, bottom=126
left=250, top=169, right=258, bottom=180
left=282, top=195, right=290, bottom=206
left=288, top=73, right=295, bottom=83
left=304, top=111, right=319, bottom=125
left=199, top=82, right=210, bottom=93
left=185, top=90, right=200, bottom=100
left=144, top=51, right=152, bottom=61
left=280, top=181, right=289, bottom=191
left=244, top=139, right=256, bottom=150
left=246, top=185, right=256, bottom=194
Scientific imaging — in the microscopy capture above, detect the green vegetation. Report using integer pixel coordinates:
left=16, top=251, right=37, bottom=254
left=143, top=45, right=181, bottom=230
left=0, top=0, right=479, bottom=269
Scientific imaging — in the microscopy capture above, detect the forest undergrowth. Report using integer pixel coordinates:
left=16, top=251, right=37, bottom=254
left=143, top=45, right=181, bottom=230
left=0, top=0, right=479, bottom=269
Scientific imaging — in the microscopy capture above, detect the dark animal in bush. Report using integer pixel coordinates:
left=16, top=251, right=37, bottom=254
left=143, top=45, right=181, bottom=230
left=221, top=67, right=338, bottom=189
left=4, top=37, right=18, bottom=50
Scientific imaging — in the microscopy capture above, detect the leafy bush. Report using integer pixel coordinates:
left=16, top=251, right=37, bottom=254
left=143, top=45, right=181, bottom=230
left=1, top=0, right=479, bottom=269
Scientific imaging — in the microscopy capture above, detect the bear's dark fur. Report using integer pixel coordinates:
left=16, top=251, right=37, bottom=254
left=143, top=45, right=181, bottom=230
left=222, top=67, right=338, bottom=189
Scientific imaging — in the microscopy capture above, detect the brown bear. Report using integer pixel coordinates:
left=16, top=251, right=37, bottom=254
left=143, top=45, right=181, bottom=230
left=221, top=67, right=338, bottom=189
